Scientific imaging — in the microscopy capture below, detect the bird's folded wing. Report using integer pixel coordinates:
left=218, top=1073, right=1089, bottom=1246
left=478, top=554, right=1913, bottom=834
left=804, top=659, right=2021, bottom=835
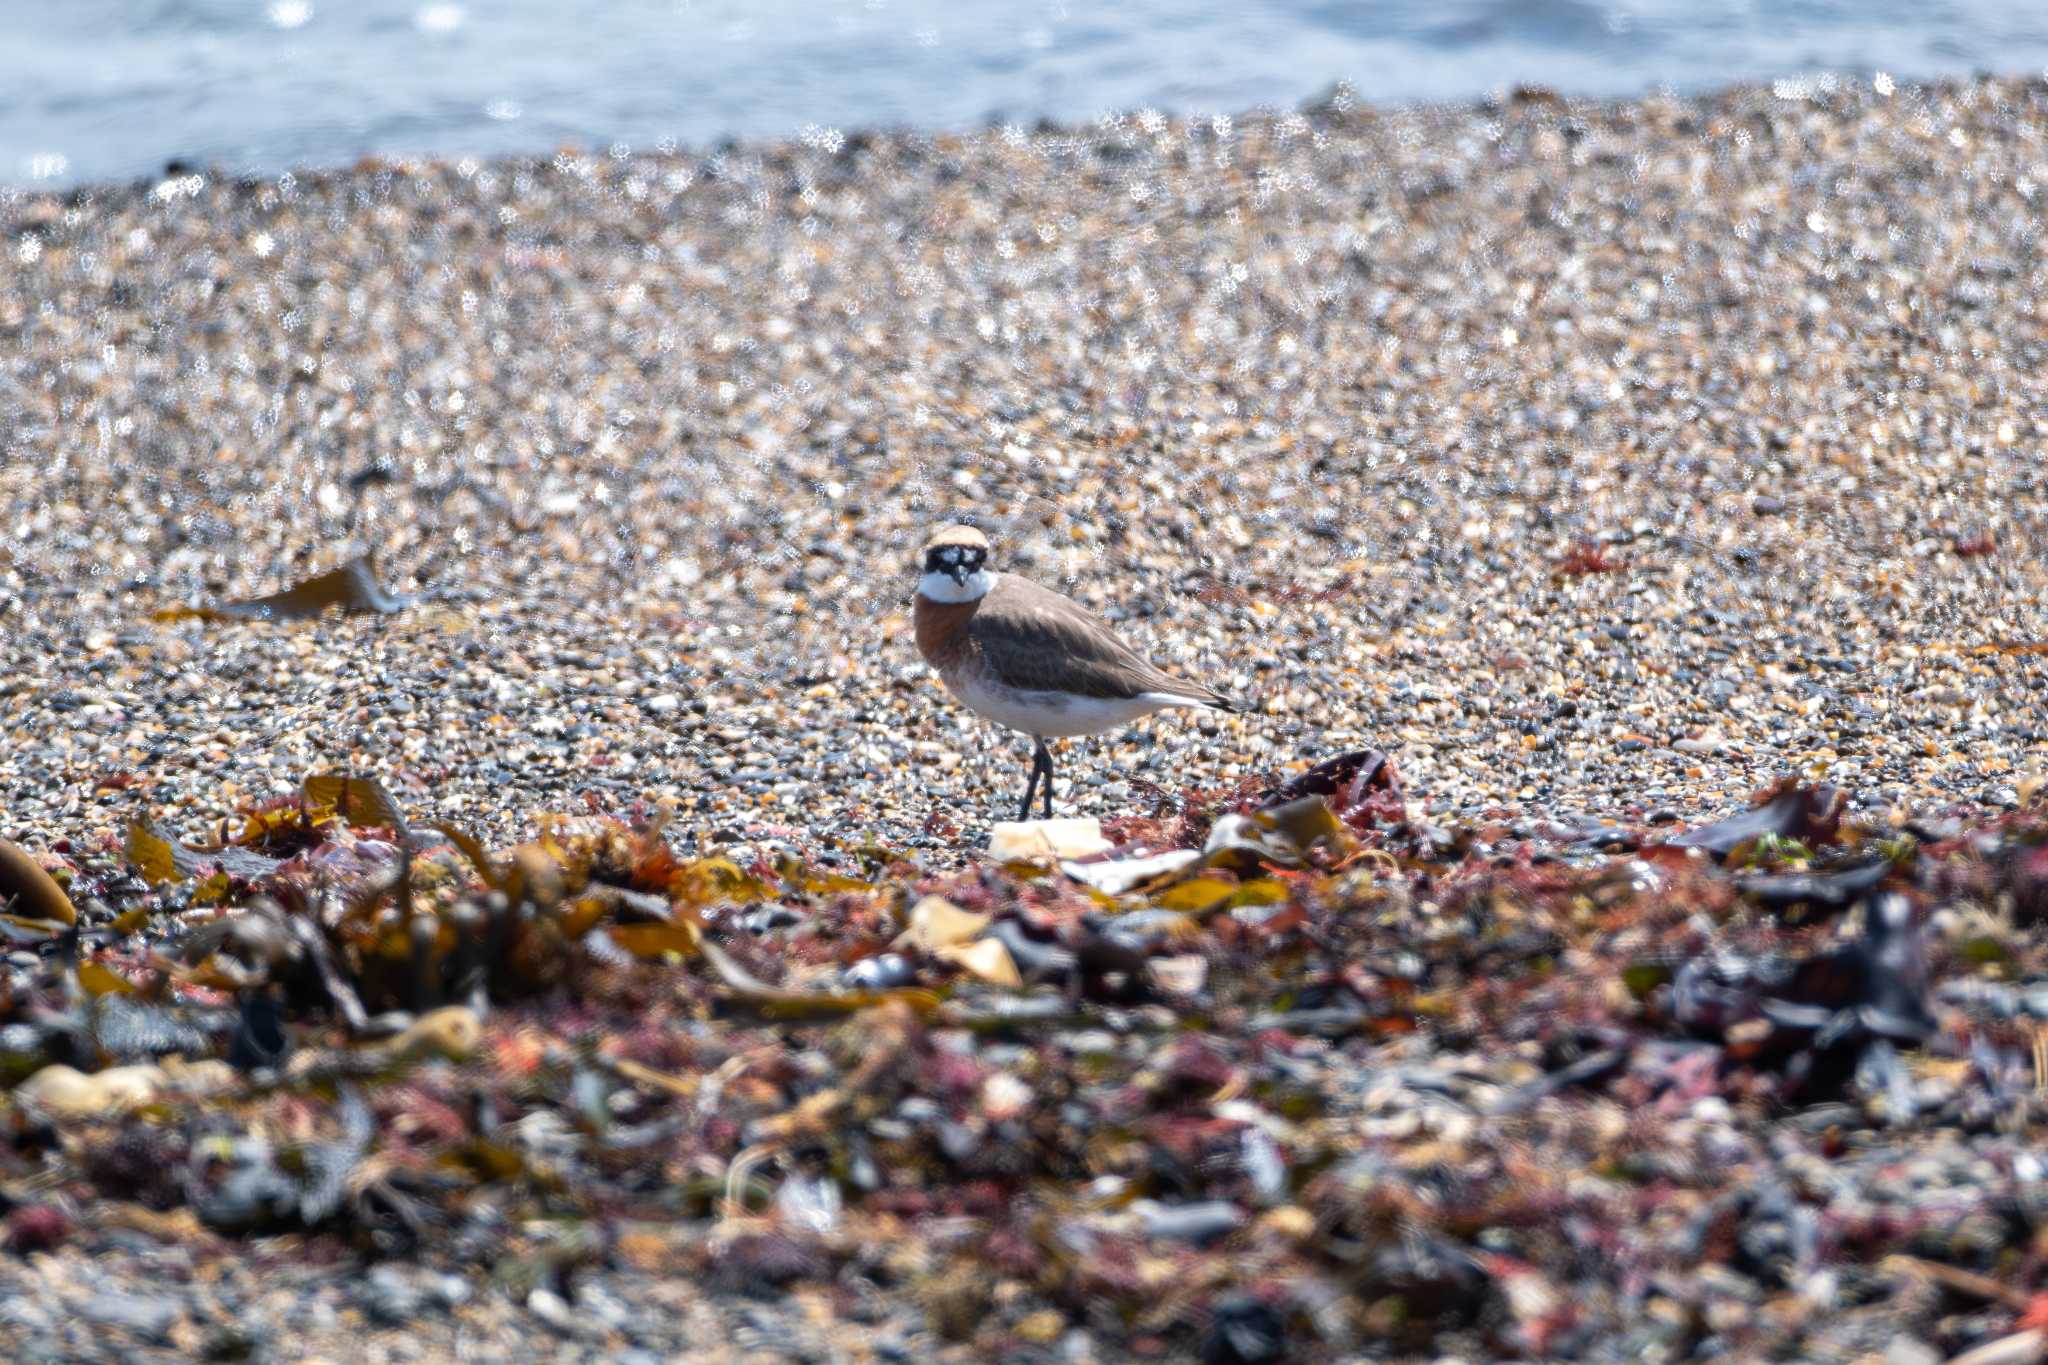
left=970, top=577, right=1224, bottom=704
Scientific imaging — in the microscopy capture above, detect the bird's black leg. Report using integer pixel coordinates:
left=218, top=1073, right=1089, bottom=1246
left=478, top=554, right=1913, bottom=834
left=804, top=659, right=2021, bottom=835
left=1017, top=740, right=1042, bottom=821
left=1036, top=737, right=1056, bottom=819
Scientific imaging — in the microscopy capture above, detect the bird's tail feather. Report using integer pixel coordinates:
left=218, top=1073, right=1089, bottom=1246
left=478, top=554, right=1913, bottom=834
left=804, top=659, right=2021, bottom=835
left=1144, top=687, right=1237, bottom=713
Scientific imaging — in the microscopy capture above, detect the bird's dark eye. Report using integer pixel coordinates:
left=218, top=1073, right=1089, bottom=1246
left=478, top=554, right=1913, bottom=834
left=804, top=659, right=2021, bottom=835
left=923, top=544, right=984, bottom=575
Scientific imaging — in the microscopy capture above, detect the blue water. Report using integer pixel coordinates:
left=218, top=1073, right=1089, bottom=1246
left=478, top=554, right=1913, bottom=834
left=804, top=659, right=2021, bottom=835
left=5, top=0, right=2047, bottom=187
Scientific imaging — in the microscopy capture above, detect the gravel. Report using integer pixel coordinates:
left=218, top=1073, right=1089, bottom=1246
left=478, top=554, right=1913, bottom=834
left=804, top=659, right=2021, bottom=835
left=0, top=1245, right=934, bottom=1363
left=1, top=74, right=2044, bottom=867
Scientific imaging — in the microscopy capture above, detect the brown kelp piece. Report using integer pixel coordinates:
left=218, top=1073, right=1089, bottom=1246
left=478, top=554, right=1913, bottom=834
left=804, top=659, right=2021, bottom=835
left=1735, top=855, right=1892, bottom=917
left=1666, top=780, right=1845, bottom=859
left=127, top=818, right=283, bottom=884
left=302, top=774, right=407, bottom=832
left=125, top=821, right=181, bottom=887
left=284, top=1007, right=481, bottom=1086
left=1203, top=795, right=1351, bottom=868
left=153, top=553, right=410, bottom=623
left=1259, top=748, right=1402, bottom=831
left=0, top=840, right=77, bottom=926
left=699, top=939, right=940, bottom=1019
left=431, top=820, right=504, bottom=890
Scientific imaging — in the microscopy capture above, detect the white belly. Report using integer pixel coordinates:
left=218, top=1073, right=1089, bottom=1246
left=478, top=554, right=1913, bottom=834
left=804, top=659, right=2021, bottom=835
left=946, top=671, right=1199, bottom=738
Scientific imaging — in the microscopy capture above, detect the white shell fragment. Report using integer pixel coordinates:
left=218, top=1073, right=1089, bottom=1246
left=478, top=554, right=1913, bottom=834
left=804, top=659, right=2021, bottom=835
left=988, top=817, right=1113, bottom=862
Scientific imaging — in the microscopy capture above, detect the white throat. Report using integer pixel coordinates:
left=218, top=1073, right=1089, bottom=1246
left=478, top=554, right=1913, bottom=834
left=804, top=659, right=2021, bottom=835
left=918, top=568, right=995, bottom=603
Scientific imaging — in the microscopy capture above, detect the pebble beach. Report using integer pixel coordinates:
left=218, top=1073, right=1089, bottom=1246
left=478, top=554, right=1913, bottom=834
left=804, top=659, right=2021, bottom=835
left=3, top=71, right=2045, bottom=858
left=0, top=74, right=2046, bottom=1362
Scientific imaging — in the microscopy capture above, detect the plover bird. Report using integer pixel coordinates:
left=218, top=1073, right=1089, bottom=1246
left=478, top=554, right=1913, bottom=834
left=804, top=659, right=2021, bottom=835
left=912, top=524, right=1235, bottom=819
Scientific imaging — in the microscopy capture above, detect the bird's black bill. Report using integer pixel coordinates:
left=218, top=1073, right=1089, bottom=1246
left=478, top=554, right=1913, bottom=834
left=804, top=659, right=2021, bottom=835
left=948, top=565, right=969, bottom=585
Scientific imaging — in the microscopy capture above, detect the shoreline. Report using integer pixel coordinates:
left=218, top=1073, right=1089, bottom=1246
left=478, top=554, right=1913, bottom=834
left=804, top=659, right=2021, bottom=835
left=0, top=67, right=2019, bottom=201
left=1, top=58, right=2029, bottom=196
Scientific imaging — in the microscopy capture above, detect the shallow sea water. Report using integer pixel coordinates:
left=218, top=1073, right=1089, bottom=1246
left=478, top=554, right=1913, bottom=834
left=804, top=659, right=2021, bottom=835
left=6, top=0, right=2048, bottom=186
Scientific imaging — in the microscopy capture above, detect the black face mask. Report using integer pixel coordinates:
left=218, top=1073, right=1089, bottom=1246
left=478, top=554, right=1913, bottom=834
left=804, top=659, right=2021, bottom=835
left=925, top=547, right=984, bottom=584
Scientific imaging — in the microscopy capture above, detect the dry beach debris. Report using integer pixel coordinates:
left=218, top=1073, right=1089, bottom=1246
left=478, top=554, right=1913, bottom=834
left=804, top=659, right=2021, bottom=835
left=0, top=763, right=2043, bottom=1359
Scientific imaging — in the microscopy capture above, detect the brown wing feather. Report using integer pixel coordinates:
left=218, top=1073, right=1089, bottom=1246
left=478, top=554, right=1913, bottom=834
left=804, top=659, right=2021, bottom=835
left=967, top=575, right=1230, bottom=705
